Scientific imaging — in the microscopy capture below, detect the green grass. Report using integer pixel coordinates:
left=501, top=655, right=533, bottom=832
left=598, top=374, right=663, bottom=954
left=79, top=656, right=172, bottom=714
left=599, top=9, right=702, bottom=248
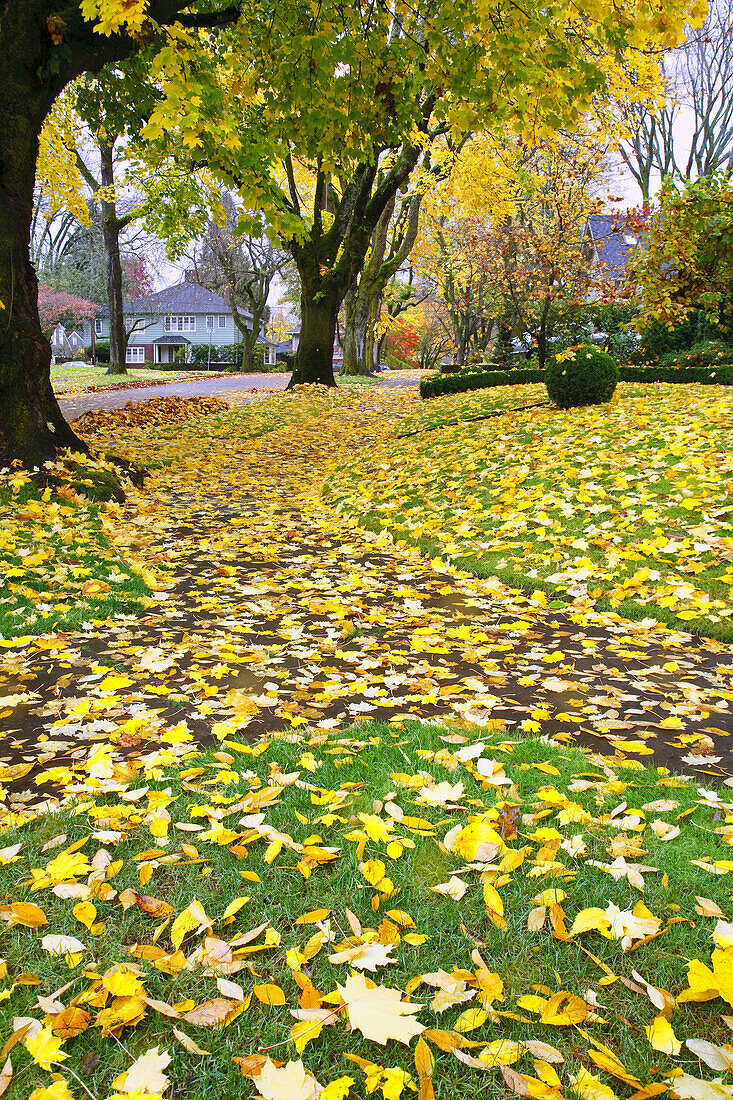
left=335, top=374, right=380, bottom=386
left=50, top=363, right=208, bottom=394
left=0, top=462, right=151, bottom=640
left=0, top=723, right=729, bottom=1100
left=324, top=382, right=733, bottom=641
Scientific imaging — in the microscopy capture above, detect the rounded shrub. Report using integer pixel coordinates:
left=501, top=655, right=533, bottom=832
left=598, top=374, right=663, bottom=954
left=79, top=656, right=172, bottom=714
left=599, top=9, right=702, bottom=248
left=545, top=343, right=618, bottom=409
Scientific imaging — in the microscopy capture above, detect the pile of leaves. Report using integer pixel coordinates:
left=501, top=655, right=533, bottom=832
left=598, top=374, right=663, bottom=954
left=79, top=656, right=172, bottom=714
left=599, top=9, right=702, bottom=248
left=324, top=383, right=733, bottom=639
left=74, top=396, right=231, bottom=435
left=0, top=724, right=731, bottom=1100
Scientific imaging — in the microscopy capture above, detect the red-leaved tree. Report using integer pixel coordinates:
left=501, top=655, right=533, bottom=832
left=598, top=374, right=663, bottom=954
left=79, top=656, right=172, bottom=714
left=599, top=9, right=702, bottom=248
left=37, top=285, right=99, bottom=339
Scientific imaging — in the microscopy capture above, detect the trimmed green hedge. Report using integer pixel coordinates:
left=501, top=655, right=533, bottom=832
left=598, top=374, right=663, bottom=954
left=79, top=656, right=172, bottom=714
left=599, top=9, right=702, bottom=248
left=420, top=368, right=544, bottom=399
left=420, top=363, right=733, bottom=399
left=619, top=365, right=733, bottom=384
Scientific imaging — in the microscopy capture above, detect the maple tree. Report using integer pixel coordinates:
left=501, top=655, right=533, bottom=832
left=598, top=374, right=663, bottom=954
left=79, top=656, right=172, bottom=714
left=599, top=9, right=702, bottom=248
left=629, top=171, right=733, bottom=331
left=36, top=283, right=98, bottom=338
left=0, top=0, right=241, bottom=466
left=415, top=127, right=615, bottom=367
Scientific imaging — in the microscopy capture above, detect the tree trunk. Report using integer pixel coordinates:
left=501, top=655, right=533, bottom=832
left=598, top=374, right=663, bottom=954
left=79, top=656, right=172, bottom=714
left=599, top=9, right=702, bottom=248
left=99, top=139, right=127, bottom=375
left=288, top=272, right=339, bottom=388
left=341, top=287, right=372, bottom=375
left=0, top=18, right=87, bottom=465
left=536, top=329, right=547, bottom=370
left=366, top=294, right=380, bottom=371
left=341, top=286, right=356, bottom=375
left=241, top=324, right=258, bottom=371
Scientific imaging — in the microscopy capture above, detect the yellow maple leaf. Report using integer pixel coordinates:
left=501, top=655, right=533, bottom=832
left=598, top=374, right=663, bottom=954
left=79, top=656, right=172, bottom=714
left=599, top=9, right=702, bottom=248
left=645, top=1015, right=681, bottom=1055
left=26, top=1026, right=68, bottom=1070
left=337, top=973, right=424, bottom=1045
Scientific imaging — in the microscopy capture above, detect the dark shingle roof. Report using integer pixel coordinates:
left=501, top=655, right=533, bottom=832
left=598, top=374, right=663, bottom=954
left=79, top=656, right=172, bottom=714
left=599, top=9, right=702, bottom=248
left=125, top=281, right=232, bottom=314
left=586, top=214, right=646, bottom=279
left=98, top=281, right=252, bottom=319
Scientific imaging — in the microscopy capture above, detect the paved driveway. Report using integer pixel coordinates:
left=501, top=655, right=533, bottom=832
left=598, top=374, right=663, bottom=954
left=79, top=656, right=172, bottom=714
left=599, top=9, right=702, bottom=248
left=58, top=370, right=419, bottom=419
left=58, top=372, right=289, bottom=419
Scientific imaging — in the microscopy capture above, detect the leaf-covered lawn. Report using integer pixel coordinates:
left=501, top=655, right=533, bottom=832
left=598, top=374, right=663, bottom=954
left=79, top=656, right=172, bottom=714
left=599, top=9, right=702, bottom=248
left=0, top=383, right=732, bottom=1098
left=50, top=365, right=208, bottom=396
left=0, top=456, right=151, bottom=640
left=324, top=383, right=733, bottom=640
left=1, top=723, right=732, bottom=1100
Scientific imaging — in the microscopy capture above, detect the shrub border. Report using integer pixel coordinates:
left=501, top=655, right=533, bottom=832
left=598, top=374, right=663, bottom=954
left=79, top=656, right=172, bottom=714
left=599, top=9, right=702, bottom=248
left=419, top=364, right=733, bottom=399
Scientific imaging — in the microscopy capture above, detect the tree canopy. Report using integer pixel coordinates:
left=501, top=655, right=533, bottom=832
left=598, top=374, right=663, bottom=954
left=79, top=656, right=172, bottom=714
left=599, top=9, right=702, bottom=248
left=0, top=0, right=712, bottom=462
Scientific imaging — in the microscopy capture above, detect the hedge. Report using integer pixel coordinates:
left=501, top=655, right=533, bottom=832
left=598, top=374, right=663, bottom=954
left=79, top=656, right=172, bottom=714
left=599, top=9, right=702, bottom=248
left=420, top=368, right=544, bottom=398
left=420, top=363, right=733, bottom=399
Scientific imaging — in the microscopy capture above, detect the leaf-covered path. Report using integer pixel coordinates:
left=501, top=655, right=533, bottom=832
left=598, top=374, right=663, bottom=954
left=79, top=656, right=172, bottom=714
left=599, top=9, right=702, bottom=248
left=2, top=388, right=731, bottom=814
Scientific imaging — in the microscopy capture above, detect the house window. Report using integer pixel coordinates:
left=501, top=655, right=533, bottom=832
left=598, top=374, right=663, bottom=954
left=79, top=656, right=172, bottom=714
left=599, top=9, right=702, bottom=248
left=218, top=315, right=227, bottom=329
left=165, top=315, right=196, bottom=332
left=126, top=346, right=145, bottom=363
left=95, top=318, right=103, bottom=336
left=206, top=315, right=215, bottom=330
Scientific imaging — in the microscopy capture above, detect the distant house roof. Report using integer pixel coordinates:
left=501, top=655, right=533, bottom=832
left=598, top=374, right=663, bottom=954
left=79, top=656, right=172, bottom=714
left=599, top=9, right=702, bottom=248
left=585, top=214, right=647, bottom=280
left=98, top=280, right=254, bottom=320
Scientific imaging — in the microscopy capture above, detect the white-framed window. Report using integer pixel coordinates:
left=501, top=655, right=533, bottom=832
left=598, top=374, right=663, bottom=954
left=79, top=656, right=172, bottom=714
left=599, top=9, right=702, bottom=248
left=165, top=315, right=196, bottom=332
left=267, top=345, right=277, bottom=365
left=218, top=315, right=227, bottom=329
left=206, top=315, right=215, bottom=330
left=126, top=345, right=145, bottom=363
left=95, top=318, right=103, bottom=336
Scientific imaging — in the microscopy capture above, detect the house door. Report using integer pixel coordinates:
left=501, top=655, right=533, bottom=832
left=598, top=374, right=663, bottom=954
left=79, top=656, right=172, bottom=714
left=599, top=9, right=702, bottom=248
left=156, top=345, right=177, bottom=364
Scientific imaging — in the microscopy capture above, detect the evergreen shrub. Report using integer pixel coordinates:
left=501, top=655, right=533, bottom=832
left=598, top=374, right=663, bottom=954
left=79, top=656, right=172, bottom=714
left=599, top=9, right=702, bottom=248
left=545, top=344, right=618, bottom=409
left=658, top=339, right=733, bottom=370
left=85, top=341, right=110, bottom=363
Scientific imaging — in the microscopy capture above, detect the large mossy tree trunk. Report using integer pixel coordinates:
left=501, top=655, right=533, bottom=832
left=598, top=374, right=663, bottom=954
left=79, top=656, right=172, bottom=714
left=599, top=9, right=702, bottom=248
left=0, top=4, right=91, bottom=465
left=99, top=139, right=128, bottom=375
left=341, top=286, right=372, bottom=376
left=289, top=265, right=340, bottom=387
left=0, top=0, right=234, bottom=465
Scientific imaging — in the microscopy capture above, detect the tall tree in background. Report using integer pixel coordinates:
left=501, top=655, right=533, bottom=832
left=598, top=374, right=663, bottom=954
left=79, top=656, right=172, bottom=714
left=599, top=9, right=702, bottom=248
left=37, top=71, right=215, bottom=374
left=619, top=0, right=733, bottom=200
left=187, top=192, right=289, bottom=371
left=414, top=127, right=613, bottom=367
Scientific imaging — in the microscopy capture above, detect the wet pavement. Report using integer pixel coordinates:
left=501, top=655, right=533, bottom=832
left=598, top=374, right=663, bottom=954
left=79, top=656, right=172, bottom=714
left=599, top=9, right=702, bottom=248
left=58, top=372, right=289, bottom=419
left=58, top=371, right=420, bottom=419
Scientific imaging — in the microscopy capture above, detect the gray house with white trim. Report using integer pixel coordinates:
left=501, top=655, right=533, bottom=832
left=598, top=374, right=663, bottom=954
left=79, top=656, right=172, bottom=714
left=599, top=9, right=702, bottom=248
left=85, top=277, right=277, bottom=365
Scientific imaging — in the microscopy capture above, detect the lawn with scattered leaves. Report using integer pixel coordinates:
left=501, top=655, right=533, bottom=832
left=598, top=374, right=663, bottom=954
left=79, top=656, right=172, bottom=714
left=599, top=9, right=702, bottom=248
left=324, top=382, right=733, bottom=640
left=50, top=365, right=213, bottom=397
left=0, top=457, right=151, bottom=641
left=1, top=724, right=732, bottom=1100
left=1, top=383, right=733, bottom=1100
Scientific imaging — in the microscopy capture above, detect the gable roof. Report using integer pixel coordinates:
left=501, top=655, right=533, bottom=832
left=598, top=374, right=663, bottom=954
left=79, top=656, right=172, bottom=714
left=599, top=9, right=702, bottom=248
left=97, top=280, right=253, bottom=319
left=586, top=214, right=646, bottom=280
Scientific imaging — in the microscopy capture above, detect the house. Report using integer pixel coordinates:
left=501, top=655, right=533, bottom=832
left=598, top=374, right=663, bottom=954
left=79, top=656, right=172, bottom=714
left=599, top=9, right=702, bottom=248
left=50, top=324, right=85, bottom=361
left=85, top=276, right=278, bottom=366
left=583, top=213, right=647, bottom=283
left=275, top=323, right=343, bottom=367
